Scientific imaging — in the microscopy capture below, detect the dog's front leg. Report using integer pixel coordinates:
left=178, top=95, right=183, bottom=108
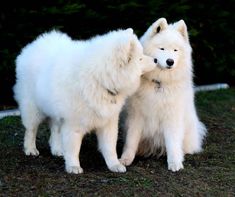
left=61, top=121, right=84, bottom=174
left=97, top=117, right=126, bottom=173
left=120, top=116, right=143, bottom=166
left=163, top=121, right=184, bottom=172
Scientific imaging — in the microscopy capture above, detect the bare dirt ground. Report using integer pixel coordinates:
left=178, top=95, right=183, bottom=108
left=0, top=89, right=234, bottom=196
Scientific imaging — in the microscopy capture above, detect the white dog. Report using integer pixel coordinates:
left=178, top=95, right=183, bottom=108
left=13, top=29, right=157, bottom=174
left=120, top=18, right=207, bottom=172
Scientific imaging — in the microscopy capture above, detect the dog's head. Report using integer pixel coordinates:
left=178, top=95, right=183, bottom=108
left=140, top=18, right=192, bottom=71
left=93, top=29, right=158, bottom=96
left=113, top=28, right=157, bottom=75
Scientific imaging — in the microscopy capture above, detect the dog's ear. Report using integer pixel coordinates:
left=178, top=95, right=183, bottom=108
left=175, top=20, right=189, bottom=41
left=126, top=38, right=136, bottom=64
left=140, top=18, right=167, bottom=43
left=125, top=28, right=134, bottom=35
left=152, top=18, right=168, bottom=35
left=117, top=36, right=136, bottom=67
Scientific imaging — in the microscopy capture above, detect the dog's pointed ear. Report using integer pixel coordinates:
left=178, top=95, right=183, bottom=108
left=125, top=28, right=134, bottom=35
left=126, top=38, right=136, bottom=64
left=140, top=18, right=167, bottom=43
left=151, top=18, right=168, bottom=35
left=121, top=28, right=135, bottom=65
left=175, top=20, right=189, bottom=41
left=117, top=36, right=137, bottom=67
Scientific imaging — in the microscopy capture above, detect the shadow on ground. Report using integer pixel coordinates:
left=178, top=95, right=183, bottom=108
left=0, top=89, right=234, bottom=196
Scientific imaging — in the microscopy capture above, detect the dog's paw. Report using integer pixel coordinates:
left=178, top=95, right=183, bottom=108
left=66, top=165, right=84, bottom=174
left=51, top=148, right=63, bottom=157
left=119, top=154, right=134, bottom=166
left=24, top=147, right=39, bottom=156
left=49, top=139, right=63, bottom=156
left=168, top=161, right=184, bottom=172
left=109, top=163, right=126, bottom=173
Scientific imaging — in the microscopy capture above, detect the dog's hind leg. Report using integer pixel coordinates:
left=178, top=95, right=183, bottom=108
left=183, top=112, right=206, bottom=154
left=21, top=100, right=44, bottom=156
left=49, top=119, right=63, bottom=156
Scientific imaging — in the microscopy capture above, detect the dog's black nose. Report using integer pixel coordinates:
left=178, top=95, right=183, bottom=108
left=154, top=58, right=158, bottom=64
left=166, top=59, right=174, bottom=67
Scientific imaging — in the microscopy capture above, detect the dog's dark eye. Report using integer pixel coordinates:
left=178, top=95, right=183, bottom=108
left=160, top=48, right=164, bottom=50
left=174, top=49, right=178, bottom=52
left=139, top=58, right=142, bottom=61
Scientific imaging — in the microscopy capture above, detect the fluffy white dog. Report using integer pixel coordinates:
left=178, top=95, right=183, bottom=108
left=13, top=29, right=157, bottom=174
left=120, top=18, right=207, bottom=172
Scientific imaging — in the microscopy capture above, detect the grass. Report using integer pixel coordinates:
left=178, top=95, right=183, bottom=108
left=0, top=88, right=234, bottom=196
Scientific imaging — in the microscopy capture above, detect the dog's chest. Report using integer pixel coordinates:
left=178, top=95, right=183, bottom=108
left=139, top=86, right=169, bottom=112
left=151, top=79, right=164, bottom=93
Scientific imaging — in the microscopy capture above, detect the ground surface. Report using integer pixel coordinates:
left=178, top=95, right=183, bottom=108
left=0, top=89, right=234, bottom=196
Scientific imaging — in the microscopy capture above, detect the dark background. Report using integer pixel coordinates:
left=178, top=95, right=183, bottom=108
left=0, top=0, right=234, bottom=107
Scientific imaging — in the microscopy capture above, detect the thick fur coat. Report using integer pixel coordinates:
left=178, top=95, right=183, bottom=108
left=13, top=29, right=156, bottom=174
left=120, top=18, right=207, bottom=172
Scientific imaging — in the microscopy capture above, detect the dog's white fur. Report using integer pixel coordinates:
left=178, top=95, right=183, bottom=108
left=120, top=18, right=207, bottom=172
left=13, top=29, right=156, bottom=174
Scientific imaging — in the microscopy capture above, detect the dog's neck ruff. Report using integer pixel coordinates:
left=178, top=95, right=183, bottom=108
left=106, top=88, right=118, bottom=104
left=97, top=78, right=119, bottom=97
